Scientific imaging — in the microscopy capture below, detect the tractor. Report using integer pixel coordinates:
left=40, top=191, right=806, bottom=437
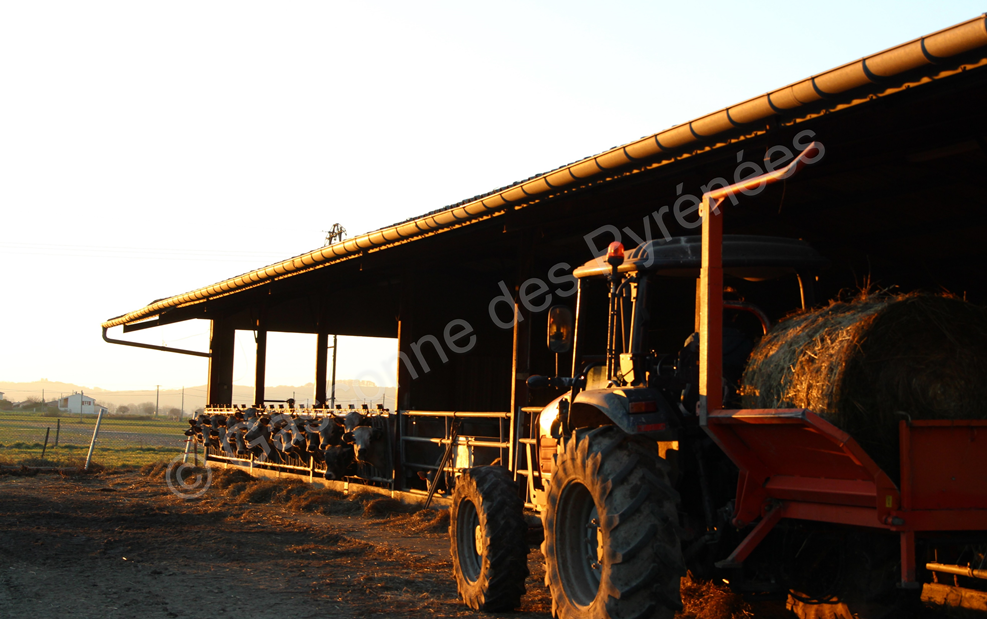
left=448, top=142, right=987, bottom=618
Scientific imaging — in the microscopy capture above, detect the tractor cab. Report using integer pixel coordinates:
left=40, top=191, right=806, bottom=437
left=533, top=234, right=828, bottom=451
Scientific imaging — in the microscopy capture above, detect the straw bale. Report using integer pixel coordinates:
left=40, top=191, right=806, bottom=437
left=741, top=293, right=987, bottom=476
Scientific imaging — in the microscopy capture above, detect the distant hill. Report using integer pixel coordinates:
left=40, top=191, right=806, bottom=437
left=0, top=379, right=395, bottom=414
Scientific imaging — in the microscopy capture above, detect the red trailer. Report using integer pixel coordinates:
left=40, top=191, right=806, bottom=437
left=698, top=144, right=987, bottom=596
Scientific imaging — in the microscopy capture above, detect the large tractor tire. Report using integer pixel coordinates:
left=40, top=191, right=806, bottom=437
left=542, top=425, right=686, bottom=619
left=450, top=465, right=529, bottom=611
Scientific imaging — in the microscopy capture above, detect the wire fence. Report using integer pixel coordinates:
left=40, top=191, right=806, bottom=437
left=0, top=409, right=188, bottom=467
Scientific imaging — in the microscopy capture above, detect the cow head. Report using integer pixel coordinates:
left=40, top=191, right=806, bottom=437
left=341, top=411, right=363, bottom=432
left=316, top=418, right=345, bottom=449
left=348, top=425, right=390, bottom=474
left=323, top=444, right=355, bottom=481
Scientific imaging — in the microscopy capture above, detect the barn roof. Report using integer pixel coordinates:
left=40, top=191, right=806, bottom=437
left=102, top=15, right=987, bottom=331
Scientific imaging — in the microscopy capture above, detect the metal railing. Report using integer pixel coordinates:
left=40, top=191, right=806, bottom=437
left=187, top=407, right=526, bottom=501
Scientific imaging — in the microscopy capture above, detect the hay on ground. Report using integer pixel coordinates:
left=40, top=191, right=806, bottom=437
left=362, top=497, right=412, bottom=518
left=679, top=572, right=753, bottom=619
left=211, top=468, right=254, bottom=489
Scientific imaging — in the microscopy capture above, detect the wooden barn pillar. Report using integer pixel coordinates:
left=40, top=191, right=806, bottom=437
left=254, top=319, right=268, bottom=408
left=207, top=318, right=235, bottom=407
left=315, top=332, right=329, bottom=407
left=395, top=284, right=416, bottom=412
left=393, top=283, right=416, bottom=491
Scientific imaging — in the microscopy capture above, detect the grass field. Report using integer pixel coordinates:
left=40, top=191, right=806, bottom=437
left=0, top=444, right=185, bottom=468
left=0, top=410, right=187, bottom=467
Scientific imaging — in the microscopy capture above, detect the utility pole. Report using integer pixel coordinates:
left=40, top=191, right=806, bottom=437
left=323, top=223, right=347, bottom=247
left=155, top=385, right=160, bottom=417
left=181, top=387, right=185, bottom=419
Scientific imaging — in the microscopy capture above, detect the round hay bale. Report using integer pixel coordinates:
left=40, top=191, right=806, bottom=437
left=741, top=293, right=987, bottom=476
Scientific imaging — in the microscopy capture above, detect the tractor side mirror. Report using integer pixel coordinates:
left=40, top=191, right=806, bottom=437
left=547, top=305, right=574, bottom=353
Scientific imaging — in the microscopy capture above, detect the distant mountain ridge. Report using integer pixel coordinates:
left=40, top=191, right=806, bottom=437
left=0, top=379, right=395, bottom=413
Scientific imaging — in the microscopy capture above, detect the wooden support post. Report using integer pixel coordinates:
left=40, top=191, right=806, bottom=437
left=254, top=315, right=267, bottom=408
left=315, top=332, right=329, bottom=407
left=207, top=318, right=235, bottom=406
left=395, top=285, right=415, bottom=412
left=393, top=285, right=415, bottom=491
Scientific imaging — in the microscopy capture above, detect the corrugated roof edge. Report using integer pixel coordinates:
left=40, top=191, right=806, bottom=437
left=103, top=14, right=987, bottom=330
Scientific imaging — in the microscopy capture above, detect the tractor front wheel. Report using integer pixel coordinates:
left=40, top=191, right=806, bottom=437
left=450, top=465, right=529, bottom=611
left=542, top=425, right=686, bottom=619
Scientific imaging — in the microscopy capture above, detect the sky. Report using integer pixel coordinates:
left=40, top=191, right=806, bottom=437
left=2, top=1, right=983, bottom=398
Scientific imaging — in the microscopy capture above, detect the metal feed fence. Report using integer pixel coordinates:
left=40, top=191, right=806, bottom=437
left=202, top=407, right=395, bottom=487
left=0, top=409, right=188, bottom=467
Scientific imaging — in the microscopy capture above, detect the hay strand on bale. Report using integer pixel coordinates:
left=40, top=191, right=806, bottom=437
left=742, top=293, right=987, bottom=476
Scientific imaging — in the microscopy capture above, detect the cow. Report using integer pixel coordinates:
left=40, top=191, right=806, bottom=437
left=269, top=416, right=293, bottom=455
left=276, top=417, right=310, bottom=462
left=243, top=416, right=283, bottom=463
left=315, top=417, right=345, bottom=449
left=225, top=424, right=248, bottom=456
left=341, top=411, right=363, bottom=433
left=302, top=417, right=341, bottom=463
left=346, top=424, right=391, bottom=477
left=323, top=444, right=355, bottom=481
left=303, top=423, right=326, bottom=464
left=186, top=416, right=213, bottom=447
left=184, top=418, right=199, bottom=439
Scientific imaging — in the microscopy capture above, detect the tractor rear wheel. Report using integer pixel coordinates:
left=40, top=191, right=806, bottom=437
left=450, top=465, right=529, bottom=611
left=542, top=425, right=686, bottom=619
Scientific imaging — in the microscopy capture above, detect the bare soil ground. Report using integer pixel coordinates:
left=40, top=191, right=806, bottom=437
left=1, top=467, right=536, bottom=619
left=0, top=466, right=976, bottom=619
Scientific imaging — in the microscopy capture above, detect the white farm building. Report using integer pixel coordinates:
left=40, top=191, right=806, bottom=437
left=58, top=393, right=107, bottom=416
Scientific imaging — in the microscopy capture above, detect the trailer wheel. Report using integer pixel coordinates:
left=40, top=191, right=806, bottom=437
left=542, top=425, right=686, bottom=619
left=450, top=465, right=529, bottom=611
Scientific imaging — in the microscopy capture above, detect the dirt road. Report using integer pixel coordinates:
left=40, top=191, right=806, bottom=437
left=0, top=467, right=555, bottom=619
left=8, top=466, right=964, bottom=619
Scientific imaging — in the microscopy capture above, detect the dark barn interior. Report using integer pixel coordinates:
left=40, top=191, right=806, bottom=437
left=103, top=17, right=987, bottom=450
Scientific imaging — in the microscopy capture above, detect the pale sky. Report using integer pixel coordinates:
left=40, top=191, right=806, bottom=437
left=2, top=1, right=982, bottom=396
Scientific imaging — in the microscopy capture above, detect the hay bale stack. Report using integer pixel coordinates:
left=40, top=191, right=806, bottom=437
left=741, top=293, right=987, bottom=475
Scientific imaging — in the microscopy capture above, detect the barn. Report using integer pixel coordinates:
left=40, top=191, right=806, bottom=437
left=103, top=16, right=987, bottom=493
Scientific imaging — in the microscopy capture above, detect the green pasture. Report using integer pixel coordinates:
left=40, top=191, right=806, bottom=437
left=0, top=410, right=188, bottom=466
left=0, top=444, right=184, bottom=468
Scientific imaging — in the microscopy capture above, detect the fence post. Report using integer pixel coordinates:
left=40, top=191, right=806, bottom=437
left=84, top=409, right=105, bottom=471
left=55, top=419, right=60, bottom=447
left=41, top=427, right=50, bottom=459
